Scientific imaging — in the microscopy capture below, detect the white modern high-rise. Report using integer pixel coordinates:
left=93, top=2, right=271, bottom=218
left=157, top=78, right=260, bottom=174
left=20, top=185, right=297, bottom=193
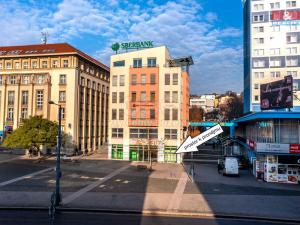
left=243, top=0, right=300, bottom=112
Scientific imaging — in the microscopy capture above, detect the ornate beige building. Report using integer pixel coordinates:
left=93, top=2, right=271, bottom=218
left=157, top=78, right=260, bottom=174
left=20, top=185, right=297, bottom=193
left=0, top=43, right=110, bottom=153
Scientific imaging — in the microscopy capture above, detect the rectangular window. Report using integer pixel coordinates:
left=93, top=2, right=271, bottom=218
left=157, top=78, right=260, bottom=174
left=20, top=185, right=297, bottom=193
left=140, top=91, right=146, bottom=102
left=286, top=47, right=297, bottom=54
left=254, top=49, right=264, bottom=56
left=52, top=60, right=58, bottom=68
left=270, top=48, right=280, bottom=55
left=287, top=58, right=298, bottom=66
left=271, top=71, right=280, bottom=78
left=147, top=58, right=156, bottom=67
left=172, top=108, right=178, bottom=120
left=10, top=75, right=16, bottom=84
left=165, top=91, right=170, bottom=103
left=8, top=91, right=14, bottom=105
left=270, top=59, right=281, bottom=67
left=0, top=76, right=2, bottom=84
left=165, top=73, right=170, bottom=85
left=112, top=75, right=118, bottom=86
left=287, top=34, right=297, bottom=43
left=63, top=60, right=69, bottom=68
left=119, top=109, right=124, bottom=120
left=140, top=109, right=146, bottom=120
left=133, top=58, right=142, bottom=68
left=59, top=91, right=66, bottom=102
left=129, top=128, right=158, bottom=139
left=270, top=2, right=280, bottom=9
left=164, top=109, right=170, bottom=120
left=42, top=61, right=47, bottom=68
left=6, top=62, right=12, bottom=69
left=287, top=1, right=297, bottom=8
left=8, top=108, right=14, bottom=120
left=119, top=75, right=125, bottom=86
left=36, top=90, right=43, bottom=110
left=119, top=92, right=124, bottom=103
left=253, top=60, right=265, bottom=68
left=113, top=60, right=125, bottom=67
left=131, top=74, right=137, bottom=85
left=254, top=84, right=259, bottom=90
left=272, top=26, right=280, bottom=32
left=22, top=75, right=30, bottom=84
left=165, top=129, right=177, bottom=140
left=32, top=61, right=38, bottom=69
left=21, top=108, right=28, bottom=119
left=22, top=91, right=28, bottom=105
left=112, top=92, right=117, bottom=103
left=173, top=73, right=178, bottom=85
left=37, top=75, right=44, bottom=84
left=150, top=92, right=155, bottom=102
left=254, top=26, right=264, bottom=33
left=59, top=74, right=66, bottom=84
left=0, top=63, right=2, bottom=69
left=150, top=109, right=155, bottom=119
left=254, top=95, right=259, bottom=101
left=287, top=71, right=297, bottom=78
left=15, top=62, right=20, bottom=69
left=131, top=92, right=136, bottom=102
left=112, top=109, right=117, bottom=120
left=141, top=74, right=146, bottom=84
left=150, top=74, right=156, bottom=84
left=112, top=128, right=123, bottom=138
left=61, top=108, right=65, bottom=120
left=254, top=38, right=264, bottom=44
left=131, top=108, right=136, bottom=119
left=172, top=91, right=178, bottom=103
left=23, top=61, right=29, bottom=69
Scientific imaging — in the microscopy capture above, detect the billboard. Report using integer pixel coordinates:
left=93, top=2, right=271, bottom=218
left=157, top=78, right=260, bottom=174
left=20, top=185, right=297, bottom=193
left=271, top=10, right=300, bottom=21
left=260, top=76, right=293, bottom=110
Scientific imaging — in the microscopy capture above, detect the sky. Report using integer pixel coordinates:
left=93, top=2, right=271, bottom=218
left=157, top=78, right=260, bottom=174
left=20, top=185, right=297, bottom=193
left=0, top=0, right=243, bottom=95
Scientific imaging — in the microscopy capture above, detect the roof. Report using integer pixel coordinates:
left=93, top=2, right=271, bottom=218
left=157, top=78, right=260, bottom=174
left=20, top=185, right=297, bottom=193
left=168, top=56, right=194, bottom=67
left=0, top=43, right=109, bottom=71
left=233, top=112, right=300, bottom=123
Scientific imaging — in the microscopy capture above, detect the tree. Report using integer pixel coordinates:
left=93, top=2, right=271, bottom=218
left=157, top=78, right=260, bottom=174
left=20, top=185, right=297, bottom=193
left=3, top=116, right=63, bottom=149
left=189, top=106, right=204, bottom=122
left=219, top=94, right=243, bottom=121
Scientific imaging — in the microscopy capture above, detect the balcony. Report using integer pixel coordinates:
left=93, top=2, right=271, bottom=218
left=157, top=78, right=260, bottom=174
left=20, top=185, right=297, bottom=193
left=130, top=64, right=158, bottom=68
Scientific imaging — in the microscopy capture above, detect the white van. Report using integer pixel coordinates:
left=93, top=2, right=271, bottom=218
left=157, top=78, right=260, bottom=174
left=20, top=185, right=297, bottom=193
left=223, top=157, right=239, bottom=176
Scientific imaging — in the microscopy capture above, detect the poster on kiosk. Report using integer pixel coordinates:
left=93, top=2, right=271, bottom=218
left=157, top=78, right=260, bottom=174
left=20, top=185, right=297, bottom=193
left=264, top=155, right=278, bottom=183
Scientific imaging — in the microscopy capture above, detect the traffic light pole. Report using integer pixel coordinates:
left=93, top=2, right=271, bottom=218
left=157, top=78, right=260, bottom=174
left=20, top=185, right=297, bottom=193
left=55, top=105, right=62, bottom=206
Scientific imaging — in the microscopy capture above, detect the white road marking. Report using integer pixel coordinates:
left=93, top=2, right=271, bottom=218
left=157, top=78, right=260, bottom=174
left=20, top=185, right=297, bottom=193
left=62, top=164, right=131, bottom=205
left=167, top=172, right=188, bottom=212
left=0, top=167, right=54, bottom=187
left=0, top=155, right=25, bottom=164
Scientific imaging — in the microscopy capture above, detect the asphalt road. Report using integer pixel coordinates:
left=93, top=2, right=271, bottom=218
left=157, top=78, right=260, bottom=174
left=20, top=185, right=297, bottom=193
left=0, top=210, right=297, bottom=225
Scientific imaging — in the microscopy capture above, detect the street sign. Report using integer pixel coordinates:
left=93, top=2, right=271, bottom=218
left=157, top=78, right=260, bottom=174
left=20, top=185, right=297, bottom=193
left=176, top=124, right=223, bottom=154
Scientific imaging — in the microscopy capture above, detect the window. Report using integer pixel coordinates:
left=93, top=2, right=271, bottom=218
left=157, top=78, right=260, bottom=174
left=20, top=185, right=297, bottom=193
left=140, top=109, right=146, bottom=120
left=42, top=61, right=47, bottom=68
left=254, top=95, right=259, bottom=101
left=286, top=47, right=297, bottom=54
left=112, top=128, right=123, bottom=138
left=129, top=128, right=157, bottom=139
left=52, top=60, right=58, bottom=68
left=288, top=25, right=298, bottom=31
left=147, top=58, right=156, bottom=67
left=287, top=58, right=298, bottom=66
left=270, top=48, right=280, bottom=55
left=63, top=60, right=69, bottom=68
left=164, top=109, right=170, bottom=120
left=112, top=109, right=117, bottom=120
left=165, top=91, right=170, bottom=103
left=165, top=129, right=177, bottom=140
left=37, top=75, right=44, bottom=84
left=254, top=38, right=264, bottom=44
left=131, top=92, right=136, bottom=102
left=272, top=26, right=280, bottom=32
left=141, top=74, right=146, bottom=84
left=61, top=108, right=65, bottom=120
left=22, top=91, right=28, bottom=105
left=0, top=63, right=2, bottom=69
left=131, top=108, right=136, bottom=120
left=253, top=15, right=264, bottom=22
left=112, top=75, right=118, bottom=86
left=119, top=109, right=124, bottom=120
left=287, top=71, right=297, bottom=78
left=270, top=2, right=280, bottom=9
left=0, top=76, right=2, bottom=84
left=150, top=109, right=155, bottom=119
left=173, top=73, right=178, bottom=85
left=172, top=108, right=178, bottom=120
left=150, top=92, right=155, bottom=102
left=253, top=60, right=265, bottom=68
left=133, top=58, right=142, bottom=68
left=32, top=61, right=38, bottom=69
left=254, top=49, right=264, bottom=56
left=253, top=4, right=264, bottom=11
left=113, top=60, right=125, bottom=67
left=8, top=108, right=14, bottom=120
left=6, top=62, right=12, bottom=69
left=287, top=1, right=296, bottom=8
left=112, top=92, right=117, bottom=103
left=287, top=34, right=297, bottom=43
left=119, top=75, right=125, bottom=86
left=172, top=91, right=178, bottom=103
left=8, top=91, right=14, bottom=105
left=10, top=76, right=16, bottom=84
left=131, top=74, right=137, bottom=85
left=23, top=61, right=29, bottom=69
left=36, top=90, right=43, bottom=109
left=271, top=71, right=281, bottom=78
left=253, top=26, right=264, bottom=33
left=270, top=58, right=281, bottom=67
left=254, top=72, right=265, bottom=78
left=15, top=62, right=20, bottom=69
left=59, top=74, right=66, bottom=84
left=140, top=91, right=146, bottom=102
left=119, top=92, right=124, bottom=103
left=21, top=108, right=28, bottom=119
left=59, top=91, right=66, bottom=102
left=150, top=74, right=156, bottom=84
left=254, top=84, right=259, bottom=90
left=165, top=73, right=170, bottom=85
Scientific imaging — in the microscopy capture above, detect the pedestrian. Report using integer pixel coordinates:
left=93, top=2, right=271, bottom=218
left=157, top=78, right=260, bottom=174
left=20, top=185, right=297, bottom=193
left=28, top=147, right=33, bottom=158
left=217, top=161, right=223, bottom=174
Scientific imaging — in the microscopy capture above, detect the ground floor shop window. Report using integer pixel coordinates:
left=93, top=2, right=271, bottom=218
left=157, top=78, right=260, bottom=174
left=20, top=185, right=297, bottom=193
left=111, top=144, right=123, bottom=159
left=129, top=145, right=157, bottom=162
left=164, top=146, right=177, bottom=163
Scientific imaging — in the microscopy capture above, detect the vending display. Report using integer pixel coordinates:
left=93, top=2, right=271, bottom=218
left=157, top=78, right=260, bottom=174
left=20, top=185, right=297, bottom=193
left=287, top=166, right=298, bottom=184
left=277, top=165, right=288, bottom=183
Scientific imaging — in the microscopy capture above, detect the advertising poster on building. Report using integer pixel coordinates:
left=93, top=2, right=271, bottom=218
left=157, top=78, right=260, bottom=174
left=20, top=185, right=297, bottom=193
left=278, top=165, right=288, bottom=183
left=260, top=76, right=293, bottom=110
left=265, top=163, right=278, bottom=182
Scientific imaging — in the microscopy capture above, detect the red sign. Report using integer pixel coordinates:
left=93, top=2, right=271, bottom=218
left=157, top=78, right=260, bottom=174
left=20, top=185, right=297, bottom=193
left=289, top=144, right=300, bottom=154
left=271, top=10, right=300, bottom=21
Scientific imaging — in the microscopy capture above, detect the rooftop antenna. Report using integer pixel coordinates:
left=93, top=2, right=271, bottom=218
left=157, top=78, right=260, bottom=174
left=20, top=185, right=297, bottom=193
left=41, top=31, right=49, bottom=44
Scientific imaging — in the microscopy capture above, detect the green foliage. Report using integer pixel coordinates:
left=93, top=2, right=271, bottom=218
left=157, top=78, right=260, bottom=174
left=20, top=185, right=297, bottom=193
left=3, top=116, right=63, bottom=149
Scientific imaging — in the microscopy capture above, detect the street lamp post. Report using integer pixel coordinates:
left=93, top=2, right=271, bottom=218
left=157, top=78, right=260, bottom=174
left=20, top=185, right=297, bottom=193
left=48, top=100, right=62, bottom=206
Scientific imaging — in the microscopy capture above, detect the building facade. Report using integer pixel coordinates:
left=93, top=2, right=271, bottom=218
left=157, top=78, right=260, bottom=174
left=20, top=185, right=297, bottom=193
left=243, top=0, right=300, bottom=113
left=109, top=46, right=192, bottom=163
left=0, top=43, right=110, bottom=153
left=190, top=95, right=215, bottom=112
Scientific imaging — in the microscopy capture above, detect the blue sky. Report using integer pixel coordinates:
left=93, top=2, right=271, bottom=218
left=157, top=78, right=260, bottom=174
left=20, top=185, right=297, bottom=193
left=0, top=0, right=243, bottom=94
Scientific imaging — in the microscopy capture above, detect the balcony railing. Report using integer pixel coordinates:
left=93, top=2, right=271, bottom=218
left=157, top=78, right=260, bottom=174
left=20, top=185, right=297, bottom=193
left=130, top=64, right=158, bottom=68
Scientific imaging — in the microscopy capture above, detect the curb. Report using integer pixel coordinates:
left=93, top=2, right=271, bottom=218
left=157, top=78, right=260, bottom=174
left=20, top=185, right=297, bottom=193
left=0, top=207, right=299, bottom=223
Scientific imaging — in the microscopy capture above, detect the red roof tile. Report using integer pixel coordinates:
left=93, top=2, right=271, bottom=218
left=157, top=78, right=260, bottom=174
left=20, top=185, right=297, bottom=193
left=0, top=43, right=109, bottom=71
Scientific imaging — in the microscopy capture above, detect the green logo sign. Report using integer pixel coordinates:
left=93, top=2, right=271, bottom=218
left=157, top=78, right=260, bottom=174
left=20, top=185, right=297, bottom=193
left=112, top=41, right=153, bottom=53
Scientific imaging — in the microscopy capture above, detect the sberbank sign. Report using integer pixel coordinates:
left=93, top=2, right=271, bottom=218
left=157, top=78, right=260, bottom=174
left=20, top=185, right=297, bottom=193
left=111, top=41, right=153, bottom=53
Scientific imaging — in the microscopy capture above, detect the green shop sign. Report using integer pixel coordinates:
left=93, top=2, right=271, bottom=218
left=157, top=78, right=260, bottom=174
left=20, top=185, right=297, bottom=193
left=111, top=41, right=153, bottom=53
